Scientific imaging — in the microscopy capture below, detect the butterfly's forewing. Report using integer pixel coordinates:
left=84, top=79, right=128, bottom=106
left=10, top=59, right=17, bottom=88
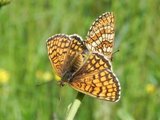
left=47, top=34, right=71, bottom=77
left=69, top=52, right=120, bottom=102
left=47, top=34, right=86, bottom=77
left=85, top=12, right=115, bottom=59
left=64, top=34, right=87, bottom=73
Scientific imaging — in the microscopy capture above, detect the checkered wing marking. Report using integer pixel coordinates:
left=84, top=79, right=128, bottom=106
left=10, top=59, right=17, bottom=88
left=70, top=53, right=120, bottom=101
left=47, top=34, right=86, bottom=77
left=47, top=34, right=71, bottom=77
left=85, top=12, right=115, bottom=59
left=64, top=34, right=87, bottom=73
left=73, top=52, right=112, bottom=76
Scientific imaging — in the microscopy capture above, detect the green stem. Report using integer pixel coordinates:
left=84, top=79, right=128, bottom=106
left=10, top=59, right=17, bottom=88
left=65, top=92, right=85, bottom=120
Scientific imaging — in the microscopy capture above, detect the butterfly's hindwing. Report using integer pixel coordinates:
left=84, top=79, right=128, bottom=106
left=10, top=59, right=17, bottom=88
left=72, top=52, right=112, bottom=77
left=69, top=52, right=120, bottom=101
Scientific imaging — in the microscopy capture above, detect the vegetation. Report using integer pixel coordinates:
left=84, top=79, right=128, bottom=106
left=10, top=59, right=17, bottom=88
left=0, top=0, right=10, bottom=8
left=0, top=0, right=160, bottom=120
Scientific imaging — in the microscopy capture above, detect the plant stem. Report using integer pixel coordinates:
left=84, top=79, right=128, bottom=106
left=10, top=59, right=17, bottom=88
left=65, top=92, right=85, bottom=120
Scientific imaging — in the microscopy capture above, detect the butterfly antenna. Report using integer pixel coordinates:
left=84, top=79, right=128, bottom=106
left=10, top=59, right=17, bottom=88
left=111, top=49, right=120, bottom=61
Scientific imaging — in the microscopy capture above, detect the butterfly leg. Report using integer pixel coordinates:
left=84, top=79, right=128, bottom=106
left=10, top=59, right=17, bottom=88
left=58, top=80, right=65, bottom=87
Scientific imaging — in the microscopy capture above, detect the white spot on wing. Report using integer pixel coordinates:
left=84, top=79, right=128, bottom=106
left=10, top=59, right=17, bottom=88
left=87, top=45, right=92, bottom=50
left=99, top=37, right=103, bottom=42
left=92, top=42, right=97, bottom=47
left=102, top=34, right=105, bottom=39
left=110, top=34, right=114, bottom=39
left=99, top=48, right=102, bottom=52
left=107, top=47, right=111, bottom=52
left=96, top=39, right=101, bottom=45
left=103, top=47, right=107, bottom=52
left=95, top=30, right=100, bottom=34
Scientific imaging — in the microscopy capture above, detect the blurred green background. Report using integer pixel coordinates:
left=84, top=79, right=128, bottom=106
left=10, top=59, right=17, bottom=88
left=0, top=0, right=160, bottom=120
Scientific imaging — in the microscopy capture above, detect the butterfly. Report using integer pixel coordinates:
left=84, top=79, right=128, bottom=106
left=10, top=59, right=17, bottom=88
left=46, top=12, right=121, bottom=102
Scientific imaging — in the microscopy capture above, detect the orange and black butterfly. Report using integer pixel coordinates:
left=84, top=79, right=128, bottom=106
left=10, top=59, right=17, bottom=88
left=46, top=12, right=121, bottom=102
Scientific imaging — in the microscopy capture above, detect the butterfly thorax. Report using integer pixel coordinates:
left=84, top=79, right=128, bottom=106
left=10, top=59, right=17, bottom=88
left=60, top=64, right=79, bottom=85
left=61, top=53, right=85, bottom=84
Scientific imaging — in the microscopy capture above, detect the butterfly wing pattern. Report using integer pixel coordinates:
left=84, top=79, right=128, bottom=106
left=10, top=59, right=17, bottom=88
left=46, top=12, right=121, bottom=102
left=47, top=34, right=86, bottom=77
left=47, top=34, right=71, bottom=77
left=85, top=12, right=115, bottom=60
left=70, top=52, right=120, bottom=101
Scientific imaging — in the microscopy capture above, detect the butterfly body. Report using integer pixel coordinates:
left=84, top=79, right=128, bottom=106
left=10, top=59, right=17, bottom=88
left=60, top=56, right=82, bottom=83
left=47, top=12, right=121, bottom=102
